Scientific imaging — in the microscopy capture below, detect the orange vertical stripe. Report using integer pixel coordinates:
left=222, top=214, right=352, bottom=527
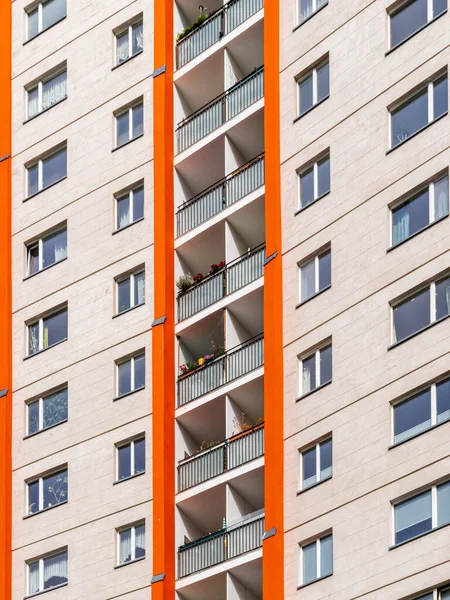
left=0, top=1, right=12, bottom=599
left=263, top=0, right=284, bottom=597
left=152, top=0, right=175, bottom=597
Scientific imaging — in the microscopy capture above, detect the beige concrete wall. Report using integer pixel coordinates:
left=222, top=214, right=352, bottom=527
left=11, top=1, right=154, bottom=598
left=282, top=0, right=450, bottom=598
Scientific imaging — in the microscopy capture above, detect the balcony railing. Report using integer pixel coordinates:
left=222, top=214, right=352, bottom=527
left=178, top=423, right=264, bottom=492
left=178, top=510, right=264, bottom=578
left=177, top=333, right=264, bottom=407
left=176, top=67, right=264, bottom=153
left=177, top=244, right=265, bottom=322
left=176, top=153, right=265, bottom=237
left=176, top=0, right=264, bottom=68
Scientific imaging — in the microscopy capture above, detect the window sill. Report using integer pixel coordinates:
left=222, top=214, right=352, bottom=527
left=389, top=520, right=450, bottom=551
left=385, top=10, right=447, bottom=57
left=386, top=112, right=448, bottom=155
left=296, top=379, right=332, bottom=402
left=297, top=572, right=333, bottom=590
left=112, top=217, right=145, bottom=235
left=388, top=313, right=450, bottom=351
left=389, top=416, right=450, bottom=450
left=293, top=95, right=329, bottom=123
left=293, top=2, right=328, bottom=31
left=23, top=176, right=67, bottom=203
left=114, top=556, right=146, bottom=570
left=23, top=419, right=68, bottom=440
left=294, top=191, right=330, bottom=216
left=112, top=303, right=145, bottom=319
left=112, top=49, right=144, bottom=71
left=23, top=257, right=67, bottom=281
left=24, top=582, right=68, bottom=599
left=297, top=474, right=332, bottom=495
left=23, top=16, right=67, bottom=46
left=23, top=96, right=68, bottom=124
left=112, top=133, right=144, bottom=153
left=23, top=500, right=68, bottom=520
left=113, top=386, right=145, bottom=402
left=296, top=284, right=331, bottom=309
left=113, top=471, right=146, bottom=486
left=24, top=338, right=67, bottom=361
left=387, top=213, right=449, bottom=252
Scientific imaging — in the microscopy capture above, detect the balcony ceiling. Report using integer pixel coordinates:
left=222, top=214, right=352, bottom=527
left=177, top=220, right=225, bottom=274
left=228, top=466, right=264, bottom=510
left=176, top=135, right=225, bottom=196
left=230, top=558, right=262, bottom=597
left=227, top=286, right=264, bottom=337
left=177, top=571, right=227, bottom=600
left=177, top=394, right=226, bottom=443
left=226, top=18, right=264, bottom=76
left=226, top=108, right=265, bottom=163
left=226, top=193, right=265, bottom=250
left=179, top=482, right=226, bottom=534
left=176, top=50, right=224, bottom=114
left=227, top=377, right=264, bottom=423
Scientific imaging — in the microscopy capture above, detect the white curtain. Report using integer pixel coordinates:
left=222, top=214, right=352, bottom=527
left=117, top=32, right=129, bottom=63
left=135, top=272, right=145, bottom=305
left=393, top=212, right=410, bottom=245
left=43, top=71, right=67, bottom=111
left=303, top=363, right=312, bottom=394
left=135, top=523, right=146, bottom=557
left=43, top=552, right=67, bottom=588
left=120, top=529, right=132, bottom=563
left=435, top=176, right=449, bottom=220
left=29, top=323, right=40, bottom=355
left=301, top=0, right=314, bottom=20
left=133, top=23, right=144, bottom=53
left=28, top=87, right=39, bottom=119
left=29, top=561, right=40, bottom=594
left=54, top=232, right=67, bottom=262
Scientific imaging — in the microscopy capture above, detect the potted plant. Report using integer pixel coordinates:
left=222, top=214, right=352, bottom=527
left=176, top=273, right=194, bottom=294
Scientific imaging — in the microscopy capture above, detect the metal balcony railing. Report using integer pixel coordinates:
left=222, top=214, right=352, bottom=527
left=176, top=0, right=264, bottom=68
left=177, top=333, right=264, bottom=407
left=176, top=67, right=264, bottom=153
left=178, top=423, right=264, bottom=492
left=177, top=244, right=265, bottom=321
left=176, top=154, right=264, bottom=237
left=178, top=510, right=264, bottom=578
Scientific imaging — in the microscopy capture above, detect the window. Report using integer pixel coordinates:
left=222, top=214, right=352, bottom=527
left=389, top=0, right=447, bottom=49
left=298, top=154, right=330, bottom=209
left=26, top=66, right=67, bottom=120
left=27, top=549, right=68, bottom=596
left=299, top=343, right=332, bottom=397
left=26, top=145, right=67, bottom=198
left=298, top=59, right=329, bottom=116
left=390, top=74, right=447, bottom=148
left=116, top=437, right=145, bottom=481
left=392, top=274, right=450, bottom=343
left=300, top=534, right=333, bottom=585
left=116, top=352, right=145, bottom=397
left=115, top=184, right=144, bottom=230
left=300, top=438, right=332, bottom=490
left=27, top=468, right=67, bottom=515
left=410, top=587, right=450, bottom=600
left=27, top=387, right=68, bottom=436
left=115, top=101, right=143, bottom=148
left=391, top=174, right=449, bottom=245
left=115, top=20, right=143, bottom=65
left=26, top=225, right=67, bottom=277
left=26, top=0, right=66, bottom=41
left=393, top=480, right=450, bottom=544
left=392, top=377, right=450, bottom=444
left=117, top=522, right=145, bottom=565
left=27, top=306, right=68, bottom=356
left=299, top=0, right=328, bottom=23
left=116, top=268, right=145, bottom=314
left=299, top=249, right=331, bottom=302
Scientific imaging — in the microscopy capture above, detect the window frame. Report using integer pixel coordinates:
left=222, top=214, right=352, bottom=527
left=25, top=64, right=67, bottom=121
left=115, top=436, right=146, bottom=482
left=25, top=144, right=67, bottom=198
left=297, top=0, right=329, bottom=25
left=298, top=248, right=331, bottom=303
left=116, top=521, right=146, bottom=566
left=299, top=437, right=333, bottom=491
left=298, top=533, right=333, bottom=586
left=114, top=100, right=144, bottom=149
left=388, top=0, right=447, bottom=51
left=25, top=0, right=67, bottom=41
left=26, top=305, right=68, bottom=357
left=114, top=19, right=144, bottom=66
left=26, top=385, right=68, bottom=437
left=297, top=152, right=330, bottom=210
left=297, top=57, right=329, bottom=117
left=26, top=548, right=68, bottom=596
left=114, top=183, right=144, bottom=231
left=115, top=267, right=145, bottom=315
left=26, top=466, right=68, bottom=516
left=25, top=223, right=67, bottom=277
left=115, top=351, right=146, bottom=398
left=298, top=342, right=332, bottom=398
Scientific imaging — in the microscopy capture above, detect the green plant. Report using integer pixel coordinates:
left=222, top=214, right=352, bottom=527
left=176, top=13, right=209, bottom=42
left=176, top=273, right=194, bottom=293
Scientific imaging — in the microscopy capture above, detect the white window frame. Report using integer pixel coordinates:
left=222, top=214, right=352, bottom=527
left=26, top=0, right=66, bottom=40
left=388, top=0, right=443, bottom=50
left=26, top=549, right=68, bottom=596
left=116, top=268, right=145, bottom=314
left=116, top=521, right=145, bottom=565
left=26, top=145, right=67, bottom=197
left=27, top=307, right=68, bottom=356
left=116, top=352, right=145, bottom=396
left=297, top=59, right=329, bottom=115
left=115, top=184, right=144, bottom=231
left=298, top=343, right=332, bottom=397
left=26, top=386, right=68, bottom=435
left=298, top=0, right=328, bottom=24
left=299, top=437, right=332, bottom=490
left=26, top=467, right=68, bottom=515
left=299, top=249, right=331, bottom=302
left=114, top=102, right=143, bottom=148
left=116, top=437, right=145, bottom=480
left=299, top=533, right=333, bottom=585
left=297, top=153, right=330, bottom=209
left=26, top=224, right=67, bottom=277
left=26, top=66, right=67, bottom=120
left=114, top=20, right=143, bottom=66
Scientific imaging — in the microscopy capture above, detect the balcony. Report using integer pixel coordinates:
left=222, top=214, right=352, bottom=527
left=177, top=509, right=264, bottom=578
left=176, top=66, right=264, bottom=154
left=176, top=0, right=264, bottom=69
left=178, top=333, right=264, bottom=407
left=178, top=422, right=264, bottom=492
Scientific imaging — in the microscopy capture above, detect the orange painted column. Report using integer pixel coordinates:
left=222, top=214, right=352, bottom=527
left=263, top=0, right=284, bottom=597
left=152, top=0, right=175, bottom=597
left=0, top=1, right=12, bottom=599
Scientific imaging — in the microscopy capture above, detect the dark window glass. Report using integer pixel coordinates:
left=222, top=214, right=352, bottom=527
left=42, top=229, right=67, bottom=269
left=394, top=389, right=431, bottom=443
left=117, top=194, right=131, bottom=229
left=42, top=0, right=66, bottom=30
left=434, top=76, right=448, bottom=119
left=302, top=354, right=316, bottom=394
left=42, top=148, right=67, bottom=189
left=118, top=443, right=131, bottom=479
left=132, top=23, right=144, bottom=55
left=301, top=259, right=315, bottom=302
left=435, top=277, right=450, bottom=320
left=28, top=8, right=39, bottom=39
left=133, top=104, right=144, bottom=138
left=118, top=360, right=132, bottom=396
left=300, top=166, right=314, bottom=207
left=395, top=490, right=432, bottom=544
left=300, top=0, right=314, bottom=21
left=43, top=389, right=68, bottom=429
left=28, top=164, right=39, bottom=197
left=43, top=310, right=67, bottom=348
left=133, top=186, right=144, bottom=221
left=117, top=112, right=130, bottom=147
left=118, top=278, right=131, bottom=313
left=28, top=400, right=40, bottom=435
left=320, top=439, right=332, bottom=479
left=392, top=189, right=429, bottom=245
left=436, top=378, right=450, bottom=423
left=299, top=74, right=314, bottom=115
left=434, top=0, right=448, bottom=16
left=391, top=88, right=428, bottom=147
left=134, top=354, right=145, bottom=389
left=302, top=446, right=317, bottom=488
left=28, top=480, right=39, bottom=514
left=393, top=288, right=430, bottom=342
left=317, top=62, right=329, bottom=102
left=43, top=470, right=67, bottom=510
left=134, top=438, right=146, bottom=474
left=434, top=175, right=449, bottom=220
left=390, top=0, right=427, bottom=48
left=318, top=252, right=331, bottom=291
left=437, top=480, right=450, bottom=526
left=29, top=322, right=40, bottom=355
left=317, top=156, right=330, bottom=198
left=28, top=244, right=39, bottom=276
left=320, top=535, right=333, bottom=577
left=302, top=541, right=317, bottom=584
left=320, top=345, right=332, bottom=385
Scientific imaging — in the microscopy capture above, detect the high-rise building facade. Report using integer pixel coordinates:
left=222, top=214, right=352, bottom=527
left=1, top=0, right=450, bottom=599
